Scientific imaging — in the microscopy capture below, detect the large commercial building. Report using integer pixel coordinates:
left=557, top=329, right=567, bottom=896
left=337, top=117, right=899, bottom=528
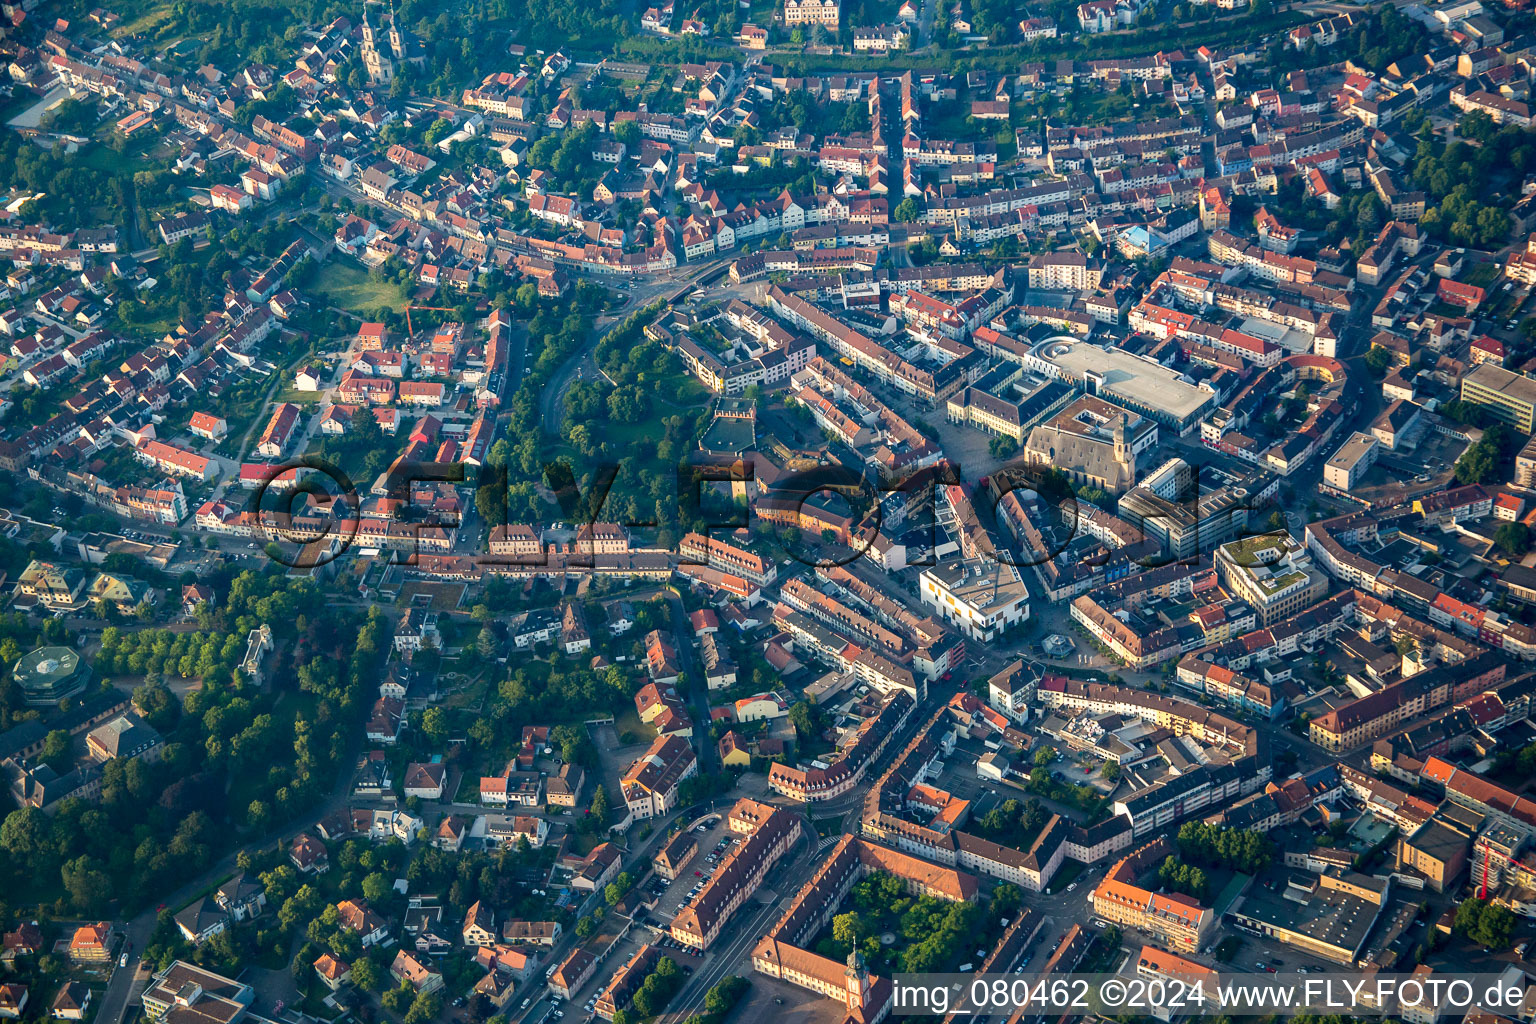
left=1118, top=458, right=1255, bottom=560
left=1039, top=340, right=1214, bottom=433
left=753, top=835, right=978, bottom=1021
left=919, top=559, right=1030, bottom=642
left=1227, top=870, right=1393, bottom=965
left=141, top=962, right=252, bottom=1024
left=768, top=691, right=914, bottom=801
left=783, top=0, right=840, bottom=26
left=1323, top=432, right=1381, bottom=491
left=1027, top=251, right=1103, bottom=291
left=12, top=647, right=92, bottom=706
left=1395, top=812, right=1476, bottom=893
left=1460, top=362, right=1536, bottom=432
left=1023, top=397, right=1158, bottom=496
left=1214, top=534, right=1327, bottom=625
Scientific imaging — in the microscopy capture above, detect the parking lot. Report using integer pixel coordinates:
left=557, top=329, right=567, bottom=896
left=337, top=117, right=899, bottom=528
left=646, top=813, right=742, bottom=935
left=1213, top=932, right=1339, bottom=975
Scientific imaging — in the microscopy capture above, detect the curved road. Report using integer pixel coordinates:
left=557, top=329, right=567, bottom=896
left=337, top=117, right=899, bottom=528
left=536, top=257, right=738, bottom=435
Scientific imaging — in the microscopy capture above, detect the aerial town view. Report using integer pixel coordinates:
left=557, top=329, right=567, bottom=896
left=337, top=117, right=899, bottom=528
left=7, top=0, right=1536, bottom=1020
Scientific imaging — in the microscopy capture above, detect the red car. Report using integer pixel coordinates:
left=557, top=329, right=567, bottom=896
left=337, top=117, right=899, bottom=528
left=694, top=870, right=702, bottom=876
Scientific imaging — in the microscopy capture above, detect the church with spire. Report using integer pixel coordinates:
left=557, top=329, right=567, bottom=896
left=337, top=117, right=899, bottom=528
left=359, top=1, right=424, bottom=85
left=1021, top=395, right=1159, bottom=498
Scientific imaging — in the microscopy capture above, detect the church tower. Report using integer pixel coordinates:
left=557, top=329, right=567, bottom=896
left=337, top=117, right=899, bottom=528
left=844, top=949, right=870, bottom=1012
left=360, top=3, right=394, bottom=83
left=1113, top=413, right=1131, bottom=465
left=387, top=0, right=406, bottom=61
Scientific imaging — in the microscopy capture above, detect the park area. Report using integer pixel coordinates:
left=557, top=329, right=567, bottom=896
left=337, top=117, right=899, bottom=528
left=314, top=259, right=409, bottom=318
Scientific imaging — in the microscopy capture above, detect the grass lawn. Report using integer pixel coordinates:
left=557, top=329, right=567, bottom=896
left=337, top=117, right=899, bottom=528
left=1463, top=261, right=1501, bottom=290
left=922, top=103, right=999, bottom=143
left=1067, top=90, right=1135, bottom=123
left=77, top=140, right=158, bottom=176
left=213, top=384, right=280, bottom=459
left=613, top=707, right=657, bottom=744
left=274, top=387, right=325, bottom=405
left=114, top=296, right=180, bottom=340
left=604, top=412, right=670, bottom=449
left=439, top=673, right=489, bottom=711
left=313, top=259, right=409, bottom=318
left=171, top=871, right=237, bottom=914
left=562, top=371, right=710, bottom=486
left=113, top=3, right=177, bottom=38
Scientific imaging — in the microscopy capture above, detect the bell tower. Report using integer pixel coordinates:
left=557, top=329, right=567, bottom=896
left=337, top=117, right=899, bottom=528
left=844, top=949, right=870, bottom=1011
left=1113, top=413, right=1131, bottom=466
left=360, top=3, right=394, bottom=84
left=388, top=0, right=406, bottom=60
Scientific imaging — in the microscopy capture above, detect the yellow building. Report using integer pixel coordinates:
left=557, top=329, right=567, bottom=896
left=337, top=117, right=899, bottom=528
left=1461, top=362, right=1536, bottom=433
left=718, top=731, right=752, bottom=768
left=784, top=0, right=839, bottom=25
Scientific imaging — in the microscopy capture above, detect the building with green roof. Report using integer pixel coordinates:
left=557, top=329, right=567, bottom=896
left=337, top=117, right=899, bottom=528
left=12, top=647, right=92, bottom=707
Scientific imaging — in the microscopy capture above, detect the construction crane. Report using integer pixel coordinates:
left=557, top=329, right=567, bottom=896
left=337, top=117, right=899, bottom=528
left=1475, top=839, right=1526, bottom=900
left=404, top=305, right=458, bottom=336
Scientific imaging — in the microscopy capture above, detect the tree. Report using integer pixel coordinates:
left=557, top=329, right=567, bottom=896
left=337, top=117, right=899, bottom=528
left=61, top=855, right=113, bottom=912
left=420, top=707, right=449, bottom=745
left=1496, top=522, right=1530, bottom=558
left=893, top=197, right=922, bottom=222
left=41, top=729, right=71, bottom=768
left=704, top=977, right=748, bottom=1017
left=1458, top=897, right=1516, bottom=949
left=832, top=911, right=864, bottom=948
left=362, top=872, right=391, bottom=903
left=1455, top=429, right=1504, bottom=485
left=248, top=800, right=269, bottom=831
left=591, top=785, right=609, bottom=823
left=1033, top=745, right=1056, bottom=767
left=475, top=481, right=508, bottom=527
left=404, top=990, right=442, bottom=1024
left=1100, top=761, right=1121, bottom=780
left=788, top=700, right=819, bottom=740
left=1363, top=344, right=1394, bottom=376
left=1476, top=903, right=1517, bottom=948
left=1455, top=898, right=1488, bottom=938
left=351, top=958, right=382, bottom=991
left=382, top=985, right=413, bottom=1014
